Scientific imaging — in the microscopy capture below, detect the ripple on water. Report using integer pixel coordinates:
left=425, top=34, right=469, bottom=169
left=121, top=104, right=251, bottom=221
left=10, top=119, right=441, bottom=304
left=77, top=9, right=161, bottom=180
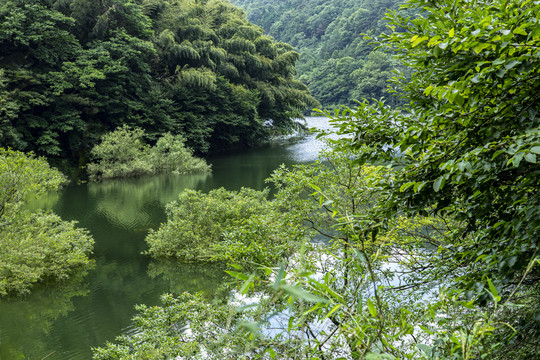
left=1, top=115, right=336, bottom=360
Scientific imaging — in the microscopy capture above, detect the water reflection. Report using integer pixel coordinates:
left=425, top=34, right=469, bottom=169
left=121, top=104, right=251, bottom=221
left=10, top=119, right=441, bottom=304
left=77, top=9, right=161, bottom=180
left=87, top=172, right=210, bottom=230
left=0, top=117, right=331, bottom=359
left=147, top=260, right=228, bottom=298
left=0, top=269, right=91, bottom=360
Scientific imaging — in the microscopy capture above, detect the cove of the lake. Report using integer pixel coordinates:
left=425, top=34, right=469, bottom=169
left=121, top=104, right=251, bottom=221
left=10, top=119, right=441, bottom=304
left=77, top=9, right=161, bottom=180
left=0, top=117, right=333, bottom=360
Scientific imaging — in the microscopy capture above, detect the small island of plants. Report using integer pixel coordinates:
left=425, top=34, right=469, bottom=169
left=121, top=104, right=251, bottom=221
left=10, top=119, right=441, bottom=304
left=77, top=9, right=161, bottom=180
left=86, top=126, right=211, bottom=181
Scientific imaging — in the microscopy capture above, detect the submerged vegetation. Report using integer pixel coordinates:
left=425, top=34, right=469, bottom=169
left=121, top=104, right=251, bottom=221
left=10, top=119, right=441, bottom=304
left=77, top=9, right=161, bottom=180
left=93, top=0, right=540, bottom=359
left=87, top=126, right=210, bottom=181
left=0, top=149, right=93, bottom=296
left=145, top=187, right=306, bottom=268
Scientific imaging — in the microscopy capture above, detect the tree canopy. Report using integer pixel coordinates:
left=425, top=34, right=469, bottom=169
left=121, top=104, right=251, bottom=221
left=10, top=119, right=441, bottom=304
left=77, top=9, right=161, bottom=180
left=232, top=0, right=416, bottom=108
left=0, top=0, right=317, bottom=159
left=93, top=0, right=540, bottom=359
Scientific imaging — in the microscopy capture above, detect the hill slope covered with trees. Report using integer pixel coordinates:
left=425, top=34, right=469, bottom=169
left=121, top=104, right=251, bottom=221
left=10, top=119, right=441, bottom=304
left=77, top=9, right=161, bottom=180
left=231, top=0, right=416, bottom=108
left=0, top=0, right=317, bottom=160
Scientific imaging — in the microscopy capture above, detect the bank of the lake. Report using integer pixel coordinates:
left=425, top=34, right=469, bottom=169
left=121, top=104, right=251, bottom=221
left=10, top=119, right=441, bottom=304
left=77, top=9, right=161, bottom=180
left=0, top=117, right=331, bottom=360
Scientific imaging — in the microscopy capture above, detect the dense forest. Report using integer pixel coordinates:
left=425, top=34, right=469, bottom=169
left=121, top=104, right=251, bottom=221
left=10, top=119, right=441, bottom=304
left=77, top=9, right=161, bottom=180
left=0, top=0, right=317, bottom=160
left=1, top=0, right=539, bottom=359
left=93, top=0, right=539, bottom=359
left=231, top=0, right=416, bottom=108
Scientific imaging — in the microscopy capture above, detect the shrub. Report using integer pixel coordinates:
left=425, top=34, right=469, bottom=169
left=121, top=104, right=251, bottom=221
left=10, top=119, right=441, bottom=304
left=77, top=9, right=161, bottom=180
left=0, top=148, right=94, bottom=296
left=149, top=133, right=210, bottom=174
left=87, top=126, right=211, bottom=181
left=0, top=211, right=94, bottom=296
left=145, top=187, right=305, bottom=266
left=87, top=126, right=152, bottom=181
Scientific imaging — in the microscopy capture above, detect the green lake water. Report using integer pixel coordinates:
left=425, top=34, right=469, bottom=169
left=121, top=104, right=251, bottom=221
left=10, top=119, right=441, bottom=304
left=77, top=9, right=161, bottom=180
left=0, top=117, right=331, bottom=360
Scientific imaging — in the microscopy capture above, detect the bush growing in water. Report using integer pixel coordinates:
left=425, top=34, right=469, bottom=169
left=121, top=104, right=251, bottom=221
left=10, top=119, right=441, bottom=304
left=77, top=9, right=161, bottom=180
left=145, top=187, right=306, bottom=267
left=87, top=126, right=211, bottom=181
left=0, top=149, right=94, bottom=296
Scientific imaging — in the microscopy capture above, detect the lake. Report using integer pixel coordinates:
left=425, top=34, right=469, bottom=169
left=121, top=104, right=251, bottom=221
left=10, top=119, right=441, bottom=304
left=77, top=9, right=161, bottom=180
left=0, top=117, right=333, bottom=360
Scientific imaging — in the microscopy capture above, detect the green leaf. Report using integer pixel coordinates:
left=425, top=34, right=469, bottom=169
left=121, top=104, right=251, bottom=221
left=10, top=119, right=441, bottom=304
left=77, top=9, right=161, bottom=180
left=412, top=36, right=428, bottom=47
left=413, top=181, right=427, bottom=193
left=424, top=85, right=435, bottom=96
left=524, top=153, right=536, bottom=163
left=492, top=150, right=507, bottom=159
left=367, top=297, right=377, bottom=317
left=400, top=182, right=415, bottom=192
left=365, top=353, right=396, bottom=360
left=513, top=27, right=527, bottom=36
left=474, top=43, right=485, bottom=54
left=505, top=60, right=521, bottom=70
left=417, top=344, right=432, bottom=356
left=224, top=270, right=250, bottom=281
left=419, top=325, right=434, bottom=335
left=235, top=303, right=259, bottom=313
left=272, top=263, right=285, bottom=290
left=323, top=304, right=342, bottom=319
left=454, top=93, right=464, bottom=106
left=510, top=152, right=524, bottom=167
left=267, top=348, right=276, bottom=359
left=433, top=176, right=444, bottom=192
left=357, top=293, right=363, bottom=314
left=309, top=280, right=344, bottom=302
left=487, top=278, right=501, bottom=302
left=281, top=284, right=328, bottom=303
left=240, top=276, right=254, bottom=295
left=530, top=146, right=540, bottom=154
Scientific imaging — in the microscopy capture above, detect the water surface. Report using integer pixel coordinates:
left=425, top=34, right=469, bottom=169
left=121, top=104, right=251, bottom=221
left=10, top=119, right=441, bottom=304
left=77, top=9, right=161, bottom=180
left=0, top=117, right=332, bottom=360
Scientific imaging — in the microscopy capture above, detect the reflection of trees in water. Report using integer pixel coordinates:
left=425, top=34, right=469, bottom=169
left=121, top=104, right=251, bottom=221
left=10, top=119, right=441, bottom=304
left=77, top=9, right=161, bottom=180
left=23, top=190, right=61, bottom=212
left=0, top=257, right=228, bottom=360
left=147, top=260, right=228, bottom=299
left=0, top=268, right=91, bottom=359
left=87, top=173, right=210, bottom=229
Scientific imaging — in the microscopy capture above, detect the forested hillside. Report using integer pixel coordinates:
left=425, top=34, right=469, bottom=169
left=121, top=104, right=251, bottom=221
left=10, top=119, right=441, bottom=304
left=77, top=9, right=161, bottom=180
left=0, top=0, right=317, bottom=159
left=231, top=0, right=416, bottom=108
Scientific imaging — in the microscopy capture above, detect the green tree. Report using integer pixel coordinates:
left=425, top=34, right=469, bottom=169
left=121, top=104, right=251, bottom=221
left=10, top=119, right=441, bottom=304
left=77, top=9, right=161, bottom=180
left=93, top=1, right=540, bottom=359
left=232, top=0, right=414, bottom=108
left=0, top=0, right=84, bottom=156
left=1, top=0, right=316, bottom=158
left=0, top=0, right=164, bottom=158
left=146, top=0, right=318, bottom=150
left=307, top=0, right=540, bottom=356
left=364, top=0, right=540, bottom=299
left=350, top=50, right=405, bottom=107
